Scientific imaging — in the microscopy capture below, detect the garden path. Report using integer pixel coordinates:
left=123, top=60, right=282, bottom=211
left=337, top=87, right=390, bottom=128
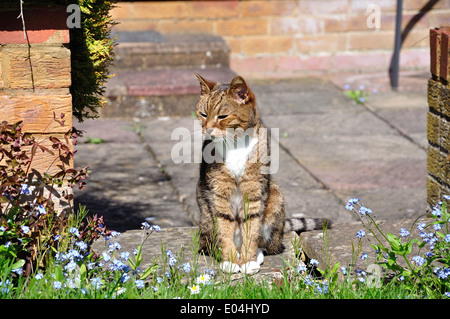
left=75, top=72, right=431, bottom=276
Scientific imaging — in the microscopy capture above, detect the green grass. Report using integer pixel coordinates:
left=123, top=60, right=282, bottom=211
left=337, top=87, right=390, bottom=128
left=0, top=222, right=431, bottom=300
left=2, top=197, right=450, bottom=300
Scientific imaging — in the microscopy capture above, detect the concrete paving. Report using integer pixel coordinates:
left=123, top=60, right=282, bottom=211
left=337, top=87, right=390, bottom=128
left=75, top=71, right=431, bottom=277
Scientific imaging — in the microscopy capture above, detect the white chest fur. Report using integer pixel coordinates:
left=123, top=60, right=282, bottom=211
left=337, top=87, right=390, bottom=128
left=215, top=135, right=258, bottom=179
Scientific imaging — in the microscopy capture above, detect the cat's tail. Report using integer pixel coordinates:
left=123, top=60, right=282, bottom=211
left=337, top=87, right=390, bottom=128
left=284, top=217, right=333, bottom=233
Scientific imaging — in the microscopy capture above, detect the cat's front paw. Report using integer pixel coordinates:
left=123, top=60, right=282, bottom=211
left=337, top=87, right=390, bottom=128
left=220, top=261, right=240, bottom=274
left=256, top=248, right=264, bottom=265
left=240, top=261, right=260, bottom=275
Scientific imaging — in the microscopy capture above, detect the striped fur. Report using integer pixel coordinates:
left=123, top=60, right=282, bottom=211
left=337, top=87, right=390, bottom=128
left=194, top=74, right=333, bottom=274
left=284, top=217, right=333, bottom=233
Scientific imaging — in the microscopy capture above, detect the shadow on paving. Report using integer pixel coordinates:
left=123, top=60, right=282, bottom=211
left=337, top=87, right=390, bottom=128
left=73, top=119, right=194, bottom=233
left=73, top=142, right=194, bottom=233
left=74, top=193, right=149, bottom=233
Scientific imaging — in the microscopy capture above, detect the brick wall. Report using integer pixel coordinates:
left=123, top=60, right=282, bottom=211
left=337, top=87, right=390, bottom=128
left=0, top=4, right=73, bottom=213
left=111, top=0, right=450, bottom=78
left=427, top=27, right=450, bottom=209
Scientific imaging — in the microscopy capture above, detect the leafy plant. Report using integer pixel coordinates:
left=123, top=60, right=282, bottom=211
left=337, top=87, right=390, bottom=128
left=85, top=137, right=105, bottom=144
left=68, top=0, right=117, bottom=122
left=344, top=196, right=450, bottom=298
left=343, top=84, right=370, bottom=104
left=0, top=114, right=97, bottom=277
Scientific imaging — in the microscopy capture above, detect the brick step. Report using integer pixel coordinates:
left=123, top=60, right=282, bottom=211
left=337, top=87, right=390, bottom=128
left=100, top=31, right=236, bottom=118
left=101, top=66, right=237, bottom=118
left=111, top=31, right=231, bottom=71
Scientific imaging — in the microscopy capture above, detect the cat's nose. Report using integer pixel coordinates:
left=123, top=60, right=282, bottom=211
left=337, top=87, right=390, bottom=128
left=206, top=128, right=213, bottom=135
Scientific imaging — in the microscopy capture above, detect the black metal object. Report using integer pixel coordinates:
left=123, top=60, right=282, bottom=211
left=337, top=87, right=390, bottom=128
left=389, top=0, right=403, bottom=90
left=389, top=0, right=439, bottom=90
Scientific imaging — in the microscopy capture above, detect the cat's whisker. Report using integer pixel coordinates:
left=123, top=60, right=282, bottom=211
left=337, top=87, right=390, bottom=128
left=223, top=136, right=236, bottom=151
left=175, top=129, right=203, bottom=143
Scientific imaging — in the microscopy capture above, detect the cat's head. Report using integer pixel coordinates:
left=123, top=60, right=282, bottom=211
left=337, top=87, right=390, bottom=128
left=195, top=73, right=258, bottom=139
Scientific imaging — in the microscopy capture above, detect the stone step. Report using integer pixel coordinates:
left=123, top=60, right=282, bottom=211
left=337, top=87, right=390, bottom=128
left=101, top=66, right=237, bottom=118
left=111, top=31, right=231, bottom=71
left=299, top=217, right=435, bottom=278
left=90, top=218, right=438, bottom=284
left=90, top=226, right=302, bottom=283
left=100, top=31, right=236, bottom=118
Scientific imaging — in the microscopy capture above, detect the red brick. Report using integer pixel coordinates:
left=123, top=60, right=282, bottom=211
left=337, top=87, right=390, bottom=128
left=296, top=34, right=346, bottom=53
left=402, top=28, right=430, bottom=48
left=430, top=11, right=450, bottom=28
left=271, top=17, right=322, bottom=35
left=241, top=1, right=271, bottom=17
left=402, top=12, right=431, bottom=29
left=110, top=2, right=132, bottom=20
left=217, top=19, right=268, bottom=36
left=350, top=0, right=396, bottom=12
left=0, top=5, right=69, bottom=44
left=0, top=30, right=70, bottom=45
left=332, top=52, right=389, bottom=71
left=133, top=2, right=185, bottom=19
left=113, top=21, right=158, bottom=32
left=0, top=133, right=73, bottom=177
left=0, top=94, right=72, bottom=133
left=323, top=15, right=350, bottom=32
left=159, top=20, right=214, bottom=34
left=430, top=28, right=442, bottom=77
left=347, top=31, right=395, bottom=51
left=0, top=51, right=4, bottom=89
left=224, top=37, right=241, bottom=53
left=278, top=55, right=331, bottom=72
left=241, top=36, right=293, bottom=55
left=24, top=133, right=73, bottom=176
left=400, top=49, right=430, bottom=69
left=298, top=0, right=348, bottom=14
left=440, top=31, right=450, bottom=82
left=270, top=1, right=297, bottom=16
left=185, top=1, right=239, bottom=19
left=230, top=56, right=277, bottom=75
left=404, top=0, right=429, bottom=10
left=2, top=45, right=71, bottom=89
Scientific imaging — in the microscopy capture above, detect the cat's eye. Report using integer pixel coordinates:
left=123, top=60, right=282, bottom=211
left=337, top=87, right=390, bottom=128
left=217, top=115, right=228, bottom=119
left=200, top=113, right=207, bottom=118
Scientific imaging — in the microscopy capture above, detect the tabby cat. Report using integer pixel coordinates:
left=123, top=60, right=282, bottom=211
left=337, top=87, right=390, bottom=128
left=195, top=73, right=332, bottom=275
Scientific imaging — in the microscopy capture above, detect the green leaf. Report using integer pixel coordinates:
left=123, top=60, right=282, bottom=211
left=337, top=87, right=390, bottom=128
left=401, top=270, right=412, bottom=277
left=128, top=258, right=136, bottom=270
left=331, top=262, right=340, bottom=273
left=54, top=265, right=64, bottom=282
left=80, top=263, right=87, bottom=282
left=135, top=244, right=142, bottom=268
left=317, top=267, right=325, bottom=276
left=139, top=264, right=158, bottom=280
left=371, top=243, right=388, bottom=254
left=11, top=258, right=25, bottom=270
left=402, top=242, right=412, bottom=256
left=387, top=252, right=397, bottom=266
left=387, top=232, right=402, bottom=252
left=86, top=137, right=105, bottom=144
left=6, top=205, right=20, bottom=220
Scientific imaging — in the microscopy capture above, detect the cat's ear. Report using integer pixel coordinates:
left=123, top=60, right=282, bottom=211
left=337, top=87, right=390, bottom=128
left=195, top=73, right=216, bottom=95
left=227, top=76, right=251, bottom=104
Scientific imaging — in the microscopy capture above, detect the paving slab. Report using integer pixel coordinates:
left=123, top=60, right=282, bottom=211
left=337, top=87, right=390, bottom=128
left=76, top=74, right=430, bottom=271
left=91, top=226, right=302, bottom=283
left=73, top=119, right=193, bottom=232
left=299, top=217, right=438, bottom=278
left=138, top=116, right=355, bottom=225
left=257, top=79, right=427, bottom=220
